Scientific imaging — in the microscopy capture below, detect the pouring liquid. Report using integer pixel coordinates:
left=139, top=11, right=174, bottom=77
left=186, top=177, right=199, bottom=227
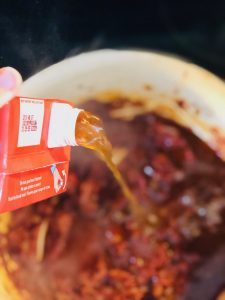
left=75, top=111, right=143, bottom=217
left=35, top=111, right=144, bottom=262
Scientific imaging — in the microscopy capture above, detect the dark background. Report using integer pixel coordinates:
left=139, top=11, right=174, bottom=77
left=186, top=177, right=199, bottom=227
left=0, top=0, right=225, bottom=79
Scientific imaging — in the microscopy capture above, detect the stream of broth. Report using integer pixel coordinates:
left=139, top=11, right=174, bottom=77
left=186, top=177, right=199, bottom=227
left=36, top=110, right=142, bottom=262
left=75, top=111, right=142, bottom=216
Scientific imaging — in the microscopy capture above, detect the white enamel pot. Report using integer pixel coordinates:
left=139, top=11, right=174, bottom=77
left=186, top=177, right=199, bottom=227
left=1, top=49, right=225, bottom=299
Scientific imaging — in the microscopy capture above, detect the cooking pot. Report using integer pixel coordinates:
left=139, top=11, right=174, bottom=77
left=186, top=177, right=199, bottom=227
left=1, top=49, right=225, bottom=299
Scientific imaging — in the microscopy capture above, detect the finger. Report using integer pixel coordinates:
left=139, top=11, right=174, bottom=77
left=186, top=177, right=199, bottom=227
left=0, top=67, right=22, bottom=106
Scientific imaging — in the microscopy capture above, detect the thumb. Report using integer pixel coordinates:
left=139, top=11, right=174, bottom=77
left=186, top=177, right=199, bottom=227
left=0, top=67, right=22, bottom=107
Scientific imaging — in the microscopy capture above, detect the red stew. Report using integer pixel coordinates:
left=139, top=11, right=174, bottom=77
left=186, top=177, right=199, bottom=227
left=2, top=98, right=225, bottom=300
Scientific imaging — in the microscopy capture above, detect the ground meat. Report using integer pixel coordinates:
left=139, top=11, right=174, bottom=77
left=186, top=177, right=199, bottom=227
left=2, top=98, right=225, bottom=300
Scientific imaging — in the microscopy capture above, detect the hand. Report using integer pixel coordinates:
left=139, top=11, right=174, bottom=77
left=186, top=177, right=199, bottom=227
left=0, top=67, right=22, bottom=107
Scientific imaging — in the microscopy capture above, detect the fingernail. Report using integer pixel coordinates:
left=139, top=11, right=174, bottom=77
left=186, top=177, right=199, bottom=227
left=0, top=68, right=20, bottom=90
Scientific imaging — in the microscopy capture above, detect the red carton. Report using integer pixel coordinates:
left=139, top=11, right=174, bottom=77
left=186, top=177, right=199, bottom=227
left=0, top=96, right=81, bottom=213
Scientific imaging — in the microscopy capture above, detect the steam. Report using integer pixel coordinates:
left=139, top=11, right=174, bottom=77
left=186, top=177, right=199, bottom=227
left=1, top=13, right=105, bottom=80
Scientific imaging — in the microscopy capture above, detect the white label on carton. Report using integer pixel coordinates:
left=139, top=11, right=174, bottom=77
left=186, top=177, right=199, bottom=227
left=17, top=98, right=44, bottom=147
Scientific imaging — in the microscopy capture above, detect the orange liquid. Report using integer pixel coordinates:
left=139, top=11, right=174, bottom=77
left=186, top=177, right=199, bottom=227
left=75, top=111, right=142, bottom=216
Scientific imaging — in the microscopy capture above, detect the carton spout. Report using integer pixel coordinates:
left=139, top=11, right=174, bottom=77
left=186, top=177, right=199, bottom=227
left=47, top=103, right=83, bottom=148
